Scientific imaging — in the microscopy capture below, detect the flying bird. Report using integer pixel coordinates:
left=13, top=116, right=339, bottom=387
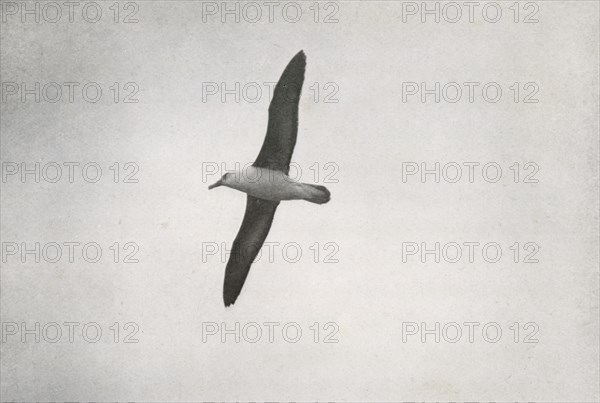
left=209, top=50, right=331, bottom=306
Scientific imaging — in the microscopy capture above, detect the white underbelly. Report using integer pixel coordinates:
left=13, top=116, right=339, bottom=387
left=230, top=167, right=302, bottom=201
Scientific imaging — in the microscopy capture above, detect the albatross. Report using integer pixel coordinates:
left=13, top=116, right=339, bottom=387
left=209, top=50, right=331, bottom=306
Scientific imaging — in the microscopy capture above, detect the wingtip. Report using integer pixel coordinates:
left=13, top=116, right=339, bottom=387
left=223, top=295, right=237, bottom=307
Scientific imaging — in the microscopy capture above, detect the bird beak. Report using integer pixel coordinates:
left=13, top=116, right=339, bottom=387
left=208, top=179, right=222, bottom=190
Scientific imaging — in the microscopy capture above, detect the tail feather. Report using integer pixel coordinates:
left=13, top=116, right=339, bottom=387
left=302, top=184, right=331, bottom=204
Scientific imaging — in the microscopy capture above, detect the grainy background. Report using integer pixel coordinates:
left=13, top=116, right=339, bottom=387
left=1, top=1, right=599, bottom=401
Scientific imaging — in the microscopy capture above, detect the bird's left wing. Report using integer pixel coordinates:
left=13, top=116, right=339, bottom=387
left=223, top=196, right=279, bottom=306
left=253, top=50, right=306, bottom=174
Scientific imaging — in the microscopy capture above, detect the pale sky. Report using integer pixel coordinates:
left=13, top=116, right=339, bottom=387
left=1, top=1, right=599, bottom=401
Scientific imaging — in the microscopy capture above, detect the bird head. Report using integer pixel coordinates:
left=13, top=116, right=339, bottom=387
left=208, top=173, right=232, bottom=190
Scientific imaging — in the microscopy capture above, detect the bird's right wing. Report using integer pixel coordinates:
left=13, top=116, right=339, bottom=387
left=253, top=50, right=306, bottom=175
left=223, top=196, right=279, bottom=306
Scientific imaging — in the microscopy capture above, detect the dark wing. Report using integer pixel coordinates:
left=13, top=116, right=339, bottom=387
left=253, top=50, right=306, bottom=174
left=223, top=196, right=279, bottom=306
left=223, top=51, right=305, bottom=306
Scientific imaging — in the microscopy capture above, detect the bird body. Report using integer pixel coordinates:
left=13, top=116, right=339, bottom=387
left=214, top=167, right=330, bottom=204
left=209, top=50, right=331, bottom=306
